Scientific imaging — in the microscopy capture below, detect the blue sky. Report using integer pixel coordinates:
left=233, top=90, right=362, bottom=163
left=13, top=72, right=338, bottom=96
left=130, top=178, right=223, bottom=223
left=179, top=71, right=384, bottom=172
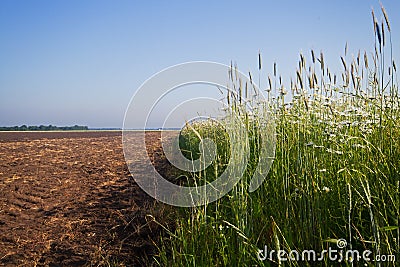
left=0, top=0, right=399, bottom=128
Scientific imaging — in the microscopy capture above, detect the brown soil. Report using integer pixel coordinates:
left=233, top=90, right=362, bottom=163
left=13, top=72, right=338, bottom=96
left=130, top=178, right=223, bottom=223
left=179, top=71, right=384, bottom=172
left=0, top=131, right=171, bottom=266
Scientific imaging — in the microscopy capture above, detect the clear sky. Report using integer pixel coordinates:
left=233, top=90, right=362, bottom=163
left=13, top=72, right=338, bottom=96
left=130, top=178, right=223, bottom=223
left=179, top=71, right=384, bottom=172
left=0, top=0, right=399, bottom=128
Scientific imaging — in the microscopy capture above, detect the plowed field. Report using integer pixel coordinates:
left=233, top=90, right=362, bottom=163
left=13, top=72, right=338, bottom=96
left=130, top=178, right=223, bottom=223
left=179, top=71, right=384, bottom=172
left=0, top=131, right=168, bottom=266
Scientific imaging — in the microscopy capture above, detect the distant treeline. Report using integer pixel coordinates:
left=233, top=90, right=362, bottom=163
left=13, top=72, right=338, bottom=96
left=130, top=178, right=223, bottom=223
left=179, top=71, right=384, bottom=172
left=0, top=125, right=89, bottom=131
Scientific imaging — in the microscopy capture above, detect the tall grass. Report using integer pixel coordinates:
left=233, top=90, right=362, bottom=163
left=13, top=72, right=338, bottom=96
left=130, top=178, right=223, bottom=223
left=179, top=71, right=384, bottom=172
left=155, top=6, right=399, bottom=266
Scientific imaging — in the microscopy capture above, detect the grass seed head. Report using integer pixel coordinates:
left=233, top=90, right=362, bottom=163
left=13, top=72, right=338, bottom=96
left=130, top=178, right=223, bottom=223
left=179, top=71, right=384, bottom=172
left=311, top=49, right=315, bottom=63
left=372, top=8, right=377, bottom=34
left=341, top=56, right=347, bottom=71
left=320, top=51, right=325, bottom=73
left=380, top=3, right=391, bottom=32
left=364, top=51, right=368, bottom=70
left=375, top=21, right=382, bottom=48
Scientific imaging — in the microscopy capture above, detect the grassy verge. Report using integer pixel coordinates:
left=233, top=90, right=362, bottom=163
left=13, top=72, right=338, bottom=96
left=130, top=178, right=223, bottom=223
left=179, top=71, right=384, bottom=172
left=154, top=6, right=399, bottom=266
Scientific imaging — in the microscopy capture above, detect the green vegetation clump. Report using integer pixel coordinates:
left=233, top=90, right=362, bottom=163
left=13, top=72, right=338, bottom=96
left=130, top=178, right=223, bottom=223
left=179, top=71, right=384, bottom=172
left=178, top=120, right=231, bottom=184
